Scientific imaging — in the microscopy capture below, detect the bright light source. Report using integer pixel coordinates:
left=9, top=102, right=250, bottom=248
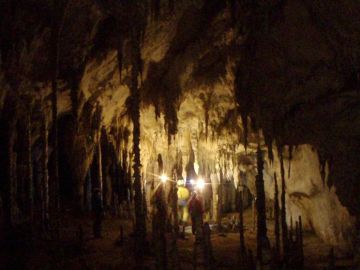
left=160, top=174, right=168, bottom=183
left=190, top=179, right=195, bottom=185
left=196, top=178, right=205, bottom=190
left=177, top=179, right=185, bottom=186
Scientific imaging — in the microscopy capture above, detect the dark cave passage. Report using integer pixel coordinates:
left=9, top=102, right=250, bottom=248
left=58, top=115, right=75, bottom=207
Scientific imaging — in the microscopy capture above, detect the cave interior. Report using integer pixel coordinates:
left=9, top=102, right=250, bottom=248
left=1, top=0, right=360, bottom=269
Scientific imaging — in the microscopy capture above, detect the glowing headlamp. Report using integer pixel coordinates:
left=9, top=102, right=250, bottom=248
left=160, top=174, right=168, bottom=183
left=196, top=178, right=205, bottom=190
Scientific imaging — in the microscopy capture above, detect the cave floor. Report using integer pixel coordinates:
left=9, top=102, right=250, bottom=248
left=1, top=209, right=354, bottom=270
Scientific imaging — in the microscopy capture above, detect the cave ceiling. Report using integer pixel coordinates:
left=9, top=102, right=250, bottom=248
left=1, top=0, right=360, bottom=215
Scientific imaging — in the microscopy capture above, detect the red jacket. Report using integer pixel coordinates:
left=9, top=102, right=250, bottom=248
left=188, top=196, right=203, bottom=216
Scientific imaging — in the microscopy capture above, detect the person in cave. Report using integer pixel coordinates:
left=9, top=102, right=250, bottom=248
left=92, top=188, right=104, bottom=238
left=188, top=191, right=204, bottom=241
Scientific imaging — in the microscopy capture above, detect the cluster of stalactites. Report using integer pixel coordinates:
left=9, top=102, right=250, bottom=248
left=231, top=0, right=332, bottom=185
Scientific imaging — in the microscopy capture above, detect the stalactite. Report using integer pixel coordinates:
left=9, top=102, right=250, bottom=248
left=288, top=145, right=293, bottom=178
left=158, top=153, right=163, bottom=174
left=151, top=0, right=161, bottom=21
left=200, top=92, right=213, bottom=141
left=241, top=114, right=249, bottom=151
left=326, top=157, right=334, bottom=188
left=68, top=57, right=86, bottom=121
left=318, top=150, right=327, bottom=185
left=255, top=145, right=267, bottom=263
left=164, top=103, right=178, bottom=145
left=49, top=0, right=69, bottom=237
left=168, top=0, right=174, bottom=13
left=274, top=172, right=280, bottom=260
left=129, top=7, right=146, bottom=266
left=234, top=0, right=281, bottom=153
left=116, top=37, right=124, bottom=83
left=279, top=148, right=289, bottom=264
left=205, top=110, right=209, bottom=141
left=70, top=75, right=79, bottom=120
left=229, top=0, right=237, bottom=26
left=265, top=135, right=273, bottom=162
left=101, top=130, right=113, bottom=210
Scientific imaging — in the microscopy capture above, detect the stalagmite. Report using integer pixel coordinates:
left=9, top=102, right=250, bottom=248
left=217, top=166, right=224, bottom=232
left=153, top=153, right=167, bottom=270
left=255, top=145, right=268, bottom=263
left=97, top=132, right=103, bottom=196
left=238, top=189, right=247, bottom=268
left=142, top=180, right=147, bottom=229
left=239, top=190, right=245, bottom=252
left=280, top=149, right=289, bottom=264
left=295, top=221, right=299, bottom=244
left=295, top=220, right=300, bottom=267
left=25, top=103, right=34, bottom=224
left=170, top=170, right=180, bottom=270
left=85, top=170, right=92, bottom=211
left=203, top=222, right=214, bottom=270
left=156, top=184, right=168, bottom=270
left=76, top=224, right=84, bottom=254
left=248, top=249, right=256, bottom=270
left=171, top=170, right=179, bottom=235
left=9, top=117, right=17, bottom=230
left=299, top=216, right=304, bottom=267
left=289, top=216, right=293, bottom=242
left=252, top=196, right=256, bottom=232
left=274, top=173, right=280, bottom=260
left=41, top=114, right=49, bottom=229
left=327, top=248, right=336, bottom=270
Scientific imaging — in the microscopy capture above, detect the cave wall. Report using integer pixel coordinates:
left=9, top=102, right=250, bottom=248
left=264, top=145, right=355, bottom=252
